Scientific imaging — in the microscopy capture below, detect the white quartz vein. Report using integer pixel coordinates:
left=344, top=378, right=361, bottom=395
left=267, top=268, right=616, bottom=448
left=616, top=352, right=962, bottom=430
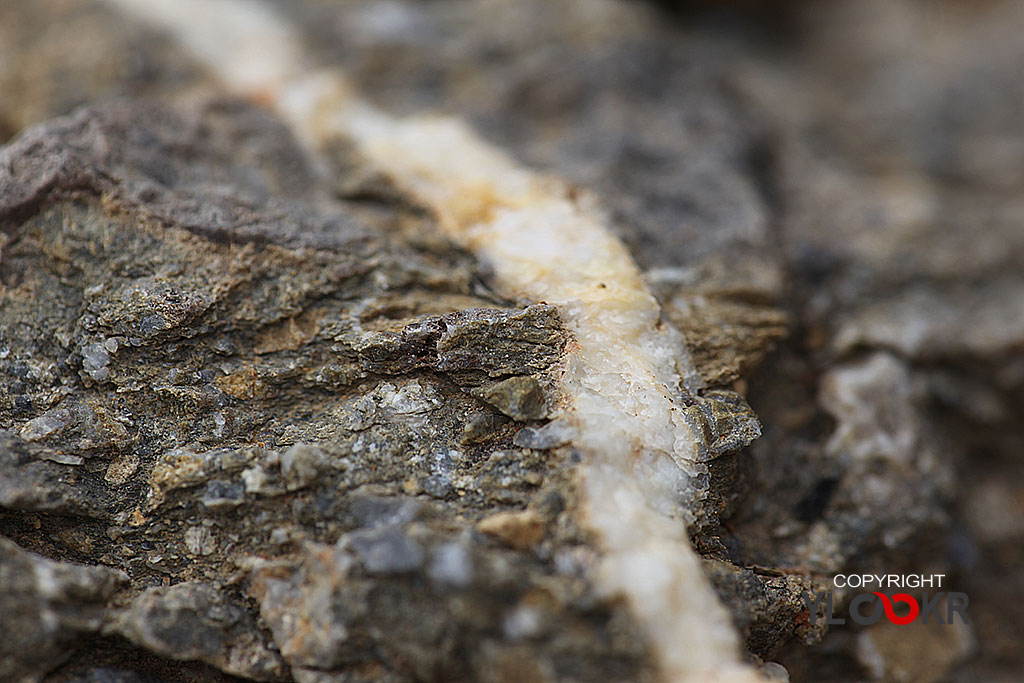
left=101, top=1, right=765, bottom=680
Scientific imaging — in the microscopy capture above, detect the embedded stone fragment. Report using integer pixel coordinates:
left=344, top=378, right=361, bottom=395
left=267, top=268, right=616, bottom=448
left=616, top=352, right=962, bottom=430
left=512, top=420, right=577, bottom=450
left=0, top=538, right=127, bottom=683
left=106, top=582, right=289, bottom=682
left=348, top=525, right=424, bottom=574
left=0, top=432, right=113, bottom=516
left=477, top=375, right=549, bottom=421
left=4, top=0, right=1023, bottom=681
left=477, top=510, right=548, bottom=550
left=248, top=545, right=354, bottom=671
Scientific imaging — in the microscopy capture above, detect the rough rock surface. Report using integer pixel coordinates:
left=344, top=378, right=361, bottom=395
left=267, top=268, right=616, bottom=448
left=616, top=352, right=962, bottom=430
left=2, top=0, right=1023, bottom=682
left=0, top=538, right=127, bottom=682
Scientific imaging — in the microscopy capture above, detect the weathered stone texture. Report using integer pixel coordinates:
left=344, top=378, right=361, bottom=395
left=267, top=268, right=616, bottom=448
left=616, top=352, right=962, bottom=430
left=2, top=0, right=1023, bottom=681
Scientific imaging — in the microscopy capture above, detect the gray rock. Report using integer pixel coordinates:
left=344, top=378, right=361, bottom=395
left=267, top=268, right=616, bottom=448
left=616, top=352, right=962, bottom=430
left=427, top=541, right=474, bottom=589
left=280, top=443, right=328, bottom=492
left=1, top=0, right=1022, bottom=681
left=201, top=480, right=246, bottom=510
left=349, top=495, right=421, bottom=530
left=478, top=375, right=549, bottom=421
left=348, top=526, right=424, bottom=575
left=0, top=537, right=127, bottom=683
left=105, top=582, right=288, bottom=682
left=512, top=420, right=577, bottom=450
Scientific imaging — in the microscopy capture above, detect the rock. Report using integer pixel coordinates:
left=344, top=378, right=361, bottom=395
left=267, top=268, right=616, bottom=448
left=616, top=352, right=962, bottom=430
left=183, top=525, right=217, bottom=557
left=82, top=342, right=112, bottom=382
left=349, top=495, right=421, bottom=529
left=200, top=480, right=246, bottom=510
left=248, top=545, right=354, bottom=671
left=683, top=390, right=763, bottom=461
left=427, top=541, right=475, bottom=588
left=0, top=432, right=113, bottom=515
left=279, top=444, right=328, bottom=492
left=855, top=605, right=974, bottom=683
left=348, top=525, right=424, bottom=574
left=0, top=537, right=127, bottom=683
left=1, top=0, right=1023, bottom=680
left=105, top=582, right=288, bottom=682
left=478, top=375, right=549, bottom=421
left=18, top=410, right=69, bottom=442
left=461, top=412, right=510, bottom=445
left=477, top=510, right=547, bottom=550
left=512, top=420, right=576, bottom=450
left=61, top=669, right=152, bottom=683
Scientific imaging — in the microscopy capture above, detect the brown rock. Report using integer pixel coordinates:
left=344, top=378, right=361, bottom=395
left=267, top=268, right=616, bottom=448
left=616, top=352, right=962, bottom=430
left=477, top=510, right=548, bottom=550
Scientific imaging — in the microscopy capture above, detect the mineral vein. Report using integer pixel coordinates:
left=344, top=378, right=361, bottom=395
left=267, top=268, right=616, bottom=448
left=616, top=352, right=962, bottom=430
left=102, top=1, right=764, bottom=680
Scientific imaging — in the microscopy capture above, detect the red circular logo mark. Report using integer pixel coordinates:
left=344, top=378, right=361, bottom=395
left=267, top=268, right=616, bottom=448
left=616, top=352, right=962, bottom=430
left=873, top=592, right=920, bottom=625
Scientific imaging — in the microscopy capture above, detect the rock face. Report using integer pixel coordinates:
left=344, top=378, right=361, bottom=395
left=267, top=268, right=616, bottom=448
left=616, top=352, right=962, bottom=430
left=0, top=538, right=127, bottom=682
left=1, top=1, right=1022, bottom=682
left=0, top=97, right=648, bottom=682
